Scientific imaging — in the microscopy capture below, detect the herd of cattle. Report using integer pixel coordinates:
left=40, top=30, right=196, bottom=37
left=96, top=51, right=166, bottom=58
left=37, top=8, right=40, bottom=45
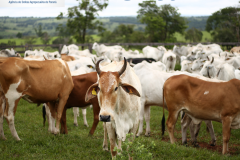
left=1, top=42, right=240, bottom=158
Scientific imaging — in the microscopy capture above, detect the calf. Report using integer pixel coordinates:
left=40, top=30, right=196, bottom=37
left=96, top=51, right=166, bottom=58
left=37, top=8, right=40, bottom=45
left=162, top=74, right=240, bottom=154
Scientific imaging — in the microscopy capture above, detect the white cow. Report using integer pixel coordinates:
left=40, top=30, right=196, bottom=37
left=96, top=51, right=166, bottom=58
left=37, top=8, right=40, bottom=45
left=162, top=50, right=177, bottom=72
left=142, top=46, right=166, bottom=61
left=235, top=69, right=240, bottom=80
left=85, top=59, right=141, bottom=158
left=181, top=60, right=193, bottom=73
left=24, top=49, right=39, bottom=57
left=67, top=57, right=95, bottom=72
left=0, top=49, right=20, bottom=57
left=47, top=51, right=61, bottom=59
left=173, top=45, right=193, bottom=59
left=61, top=44, right=79, bottom=54
left=192, top=43, right=223, bottom=56
left=92, top=42, right=123, bottom=56
left=200, top=58, right=235, bottom=81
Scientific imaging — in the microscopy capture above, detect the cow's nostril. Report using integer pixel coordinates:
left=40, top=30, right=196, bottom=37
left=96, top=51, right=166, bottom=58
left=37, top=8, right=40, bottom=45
left=100, top=115, right=111, bottom=122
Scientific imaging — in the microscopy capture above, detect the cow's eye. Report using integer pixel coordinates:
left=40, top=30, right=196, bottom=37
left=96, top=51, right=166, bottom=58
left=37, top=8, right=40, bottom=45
left=87, top=65, right=93, bottom=68
left=115, top=87, right=118, bottom=91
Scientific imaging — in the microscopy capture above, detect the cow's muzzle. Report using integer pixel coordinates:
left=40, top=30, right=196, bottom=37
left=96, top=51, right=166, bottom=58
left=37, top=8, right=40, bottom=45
left=100, top=115, right=111, bottom=122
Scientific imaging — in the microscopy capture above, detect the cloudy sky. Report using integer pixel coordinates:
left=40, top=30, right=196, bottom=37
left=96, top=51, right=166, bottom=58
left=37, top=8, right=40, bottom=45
left=0, top=0, right=239, bottom=17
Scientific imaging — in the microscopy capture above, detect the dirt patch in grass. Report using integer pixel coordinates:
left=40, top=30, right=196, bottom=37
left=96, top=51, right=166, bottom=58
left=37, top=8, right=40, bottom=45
left=198, top=142, right=240, bottom=155
left=161, top=136, right=240, bottom=155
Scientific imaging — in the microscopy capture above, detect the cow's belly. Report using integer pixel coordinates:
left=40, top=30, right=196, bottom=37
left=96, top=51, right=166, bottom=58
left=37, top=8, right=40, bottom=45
left=22, top=94, right=59, bottom=104
left=231, top=114, right=240, bottom=129
left=183, top=105, right=221, bottom=123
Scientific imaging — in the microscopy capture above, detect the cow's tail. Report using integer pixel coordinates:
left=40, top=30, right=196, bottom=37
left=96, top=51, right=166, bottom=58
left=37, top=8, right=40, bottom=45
left=42, top=104, right=46, bottom=127
left=161, top=88, right=165, bottom=136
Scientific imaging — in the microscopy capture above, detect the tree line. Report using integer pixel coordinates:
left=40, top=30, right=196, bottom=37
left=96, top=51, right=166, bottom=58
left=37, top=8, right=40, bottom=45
left=1, top=0, right=240, bottom=46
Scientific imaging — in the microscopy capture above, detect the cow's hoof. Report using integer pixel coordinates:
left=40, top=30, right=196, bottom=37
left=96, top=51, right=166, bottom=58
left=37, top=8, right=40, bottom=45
left=193, top=142, right=200, bottom=148
left=1, top=136, right=7, bottom=140
left=84, top=124, right=89, bottom=127
left=74, top=123, right=78, bottom=127
left=210, top=140, right=216, bottom=146
left=210, top=143, right=216, bottom=146
left=145, top=132, right=151, bottom=137
left=183, top=141, right=188, bottom=147
left=103, top=145, right=108, bottom=151
left=54, top=130, right=60, bottom=135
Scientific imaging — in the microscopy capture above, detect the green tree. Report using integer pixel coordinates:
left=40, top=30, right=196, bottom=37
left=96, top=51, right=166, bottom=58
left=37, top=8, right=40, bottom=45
left=34, top=24, right=44, bottom=38
left=24, top=36, right=36, bottom=45
left=185, top=27, right=203, bottom=42
left=55, top=24, right=73, bottom=44
left=99, top=24, right=146, bottom=43
left=57, top=0, right=108, bottom=49
left=16, top=32, right=22, bottom=38
left=41, top=32, right=51, bottom=45
left=137, top=1, right=165, bottom=42
left=137, top=1, right=187, bottom=42
left=206, top=6, right=240, bottom=42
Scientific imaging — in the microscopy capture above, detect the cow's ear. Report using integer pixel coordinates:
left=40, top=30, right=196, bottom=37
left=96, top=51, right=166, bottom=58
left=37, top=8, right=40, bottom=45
left=121, top=83, right=141, bottom=97
left=85, top=83, right=99, bottom=102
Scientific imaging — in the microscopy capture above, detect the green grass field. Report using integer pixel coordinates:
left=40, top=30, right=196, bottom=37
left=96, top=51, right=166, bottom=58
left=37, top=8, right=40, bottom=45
left=1, top=99, right=240, bottom=159
left=174, top=31, right=212, bottom=42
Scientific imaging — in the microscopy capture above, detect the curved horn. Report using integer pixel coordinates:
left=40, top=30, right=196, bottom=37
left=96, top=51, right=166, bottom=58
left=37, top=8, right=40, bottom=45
left=96, top=59, right=104, bottom=75
left=207, top=56, right=210, bottom=61
left=211, top=57, right=214, bottom=64
left=118, top=57, right=127, bottom=76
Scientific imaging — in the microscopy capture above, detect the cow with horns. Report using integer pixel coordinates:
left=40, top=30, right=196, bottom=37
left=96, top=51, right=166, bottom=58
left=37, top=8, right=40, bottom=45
left=85, top=58, right=141, bottom=158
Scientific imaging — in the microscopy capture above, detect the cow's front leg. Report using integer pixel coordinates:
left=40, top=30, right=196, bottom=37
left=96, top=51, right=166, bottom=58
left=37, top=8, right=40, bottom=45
left=136, top=101, right=145, bottom=137
left=5, top=98, right=21, bottom=141
left=102, top=122, right=108, bottom=151
left=106, top=122, right=117, bottom=158
left=144, top=105, right=151, bottom=136
left=0, top=94, right=6, bottom=140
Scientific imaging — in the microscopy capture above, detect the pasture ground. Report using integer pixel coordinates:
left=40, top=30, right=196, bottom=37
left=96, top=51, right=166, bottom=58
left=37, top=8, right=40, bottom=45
left=1, top=99, right=240, bottom=159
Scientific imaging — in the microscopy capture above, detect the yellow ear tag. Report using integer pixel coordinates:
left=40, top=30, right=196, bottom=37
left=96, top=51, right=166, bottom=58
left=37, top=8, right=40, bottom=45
left=129, top=88, right=133, bottom=94
left=92, top=88, right=97, bottom=95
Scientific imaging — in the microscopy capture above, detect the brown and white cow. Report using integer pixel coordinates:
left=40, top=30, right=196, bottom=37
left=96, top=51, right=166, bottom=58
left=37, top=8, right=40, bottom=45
left=44, top=72, right=101, bottom=135
left=0, top=57, right=73, bottom=140
left=162, top=74, right=240, bottom=154
left=230, top=46, right=240, bottom=54
left=85, top=59, right=141, bottom=158
left=61, top=54, right=76, bottom=62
